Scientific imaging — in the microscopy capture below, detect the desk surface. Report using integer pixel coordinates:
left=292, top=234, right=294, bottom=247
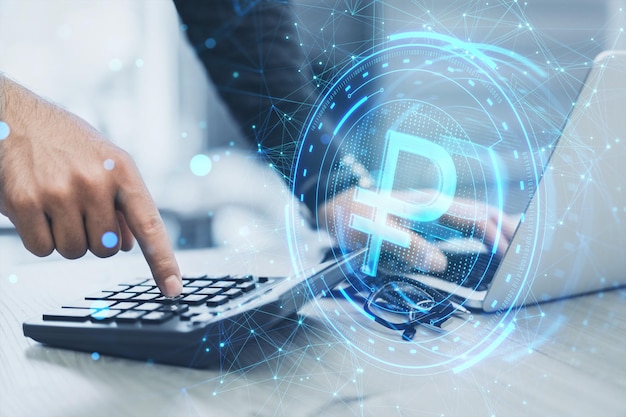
left=1, top=240, right=625, bottom=417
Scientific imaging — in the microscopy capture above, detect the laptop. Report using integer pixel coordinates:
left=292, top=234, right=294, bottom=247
left=399, top=50, right=626, bottom=312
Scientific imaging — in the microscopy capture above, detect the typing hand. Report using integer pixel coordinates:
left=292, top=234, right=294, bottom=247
left=319, top=187, right=519, bottom=273
left=0, top=77, right=182, bottom=296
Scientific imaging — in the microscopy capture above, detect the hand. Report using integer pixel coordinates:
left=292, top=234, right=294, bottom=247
left=318, top=186, right=519, bottom=274
left=0, top=76, right=182, bottom=296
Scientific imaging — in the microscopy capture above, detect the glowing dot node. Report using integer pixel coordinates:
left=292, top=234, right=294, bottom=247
left=109, top=59, right=123, bottom=72
left=103, top=159, right=115, bottom=170
left=0, top=121, right=10, bottom=140
left=190, top=154, right=212, bottom=176
left=205, top=38, right=216, bottom=49
left=101, top=231, right=119, bottom=249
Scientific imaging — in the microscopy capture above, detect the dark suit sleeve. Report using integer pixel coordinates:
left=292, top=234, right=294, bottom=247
left=172, top=0, right=351, bottom=214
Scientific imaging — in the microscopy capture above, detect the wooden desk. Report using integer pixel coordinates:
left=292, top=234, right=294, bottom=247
left=1, top=242, right=625, bottom=417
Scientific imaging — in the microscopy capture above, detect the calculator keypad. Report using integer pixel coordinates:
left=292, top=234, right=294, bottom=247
left=42, top=275, right=273, bottom=324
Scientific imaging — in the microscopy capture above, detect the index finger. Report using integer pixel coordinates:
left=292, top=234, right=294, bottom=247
left=115, top=170, right=181, bottom=297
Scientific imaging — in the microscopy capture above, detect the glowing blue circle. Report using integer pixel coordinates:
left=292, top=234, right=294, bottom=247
left=103, top=159, right=115, bottom=171
left=109, top=58, right=123, bottom=72
left=101, top=231, right=119, bottom=249
left=287, top=32, right=554, bottom=374
left=205, top=38, right=216, bottom=49
left=0, top=121, right=10, bottom=140
left=91, top=352, right=100, bottom=361
left=190, top=154, right=212, bottom=176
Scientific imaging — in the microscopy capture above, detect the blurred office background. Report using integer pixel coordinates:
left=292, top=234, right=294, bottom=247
left=0, top=0, right=624, bottom=267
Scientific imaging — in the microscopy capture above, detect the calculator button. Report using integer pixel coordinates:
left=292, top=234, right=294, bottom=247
left=115, top=310, right=146, bottom=323
left=133, top=302, right=162, bottom=311
left=181, top=294, right=210, bottom=305
left=159, top=304, right=189, bottom=315
left=225, top=275, right=254, bottom=283
left=132, top=284, right=156, bottom=290
left=90, top=309, right=119, bottom=322
left=128, top=293, right=159, bottom=302
left=106, top=292, right=137, bottom=301
left=121, top=286, right=150, bottom=294
left=179, top=311, right=200, bottom=321
left=180, top=287, right=199, bottom=296
left=206, top=295, right=229, bottom=307
left=222, top=288, right=243, bottom=299
left=236, top=282, right=256, bottom=293
left=140, top=311, right=174, bottom=324
left=110, top=302, right=139, bottom=310
left=194, top=287, right=223, bottom=297
left=43, top=308, right=91, bottom=322
left=210, top=281, right=236, bottom=289
left=153, top=295, right=183, bottom=305
left=186, top=279, right=217, bottom=288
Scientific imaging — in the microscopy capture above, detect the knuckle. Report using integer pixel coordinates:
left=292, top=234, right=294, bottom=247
left=75, top=161, right=114, bottom=190
left=137, top=213, right=165, bottom=238
left=6, top=191, right=39, bottom=214
left=111, top=149, right=138, bottom=176
left=76, top=170, right=105, bottom=190
left=42, top=182, right=74, bottom=206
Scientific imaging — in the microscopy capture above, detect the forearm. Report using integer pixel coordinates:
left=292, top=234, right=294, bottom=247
left=0, top=74, right=66, bottom=147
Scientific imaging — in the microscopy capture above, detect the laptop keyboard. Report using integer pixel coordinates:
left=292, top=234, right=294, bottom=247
left=42, top=274, right=274, bottom=325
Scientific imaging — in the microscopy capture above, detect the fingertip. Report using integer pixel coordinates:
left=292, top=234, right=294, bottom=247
left=160, top=274, right=182, bottom=297
left=30, top=244, right=55, bottom=258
